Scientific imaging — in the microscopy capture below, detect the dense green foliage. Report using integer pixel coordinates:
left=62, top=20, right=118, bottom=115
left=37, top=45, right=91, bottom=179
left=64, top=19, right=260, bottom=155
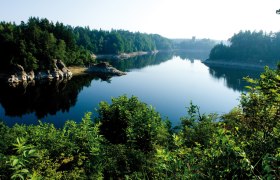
left=209, top=31, right=280, bottom=66
left=0, top=17, right=172, bottom=72
left=0, top=113, right=103, bottom=179
left=74, top=28, right=173, bottom=54
left=0, top=17, right=93, bottom=71
left=1, top=65, right=280, bottom=179
left=95, top=96, right=171, bottom=178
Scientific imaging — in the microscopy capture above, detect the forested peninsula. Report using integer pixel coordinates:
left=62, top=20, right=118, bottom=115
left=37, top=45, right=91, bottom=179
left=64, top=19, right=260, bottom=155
left=204, top=31, right=280, bottom=68
left=0, top=17, right=173, bottom=82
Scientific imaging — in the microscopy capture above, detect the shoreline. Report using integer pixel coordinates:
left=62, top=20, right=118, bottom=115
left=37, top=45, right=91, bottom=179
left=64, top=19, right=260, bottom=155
left=203, top=60, right=277, bottom=70
left=0, top=63, right=126, bottom=85
left=0, top=67, right=88, bottom=79
left=0, top=51, right=155, bottom=83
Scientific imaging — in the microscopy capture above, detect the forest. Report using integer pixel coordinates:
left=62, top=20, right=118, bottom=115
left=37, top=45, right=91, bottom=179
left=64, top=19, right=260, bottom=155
left=0, top=17, right=172, bottom=72
left=209, top=30, right=280, bottom=66
left=0, top=64, right=279, bottom=179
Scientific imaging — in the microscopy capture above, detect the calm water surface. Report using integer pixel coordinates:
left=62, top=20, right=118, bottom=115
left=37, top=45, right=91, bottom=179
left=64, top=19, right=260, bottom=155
left=0, top=52, right=262, bottom=127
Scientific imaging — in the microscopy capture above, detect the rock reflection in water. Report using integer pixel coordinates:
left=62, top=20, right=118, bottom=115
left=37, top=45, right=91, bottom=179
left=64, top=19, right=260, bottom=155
left=0, top=75, right=96, bottom=119
left=0, top=52, right=174, bottom=124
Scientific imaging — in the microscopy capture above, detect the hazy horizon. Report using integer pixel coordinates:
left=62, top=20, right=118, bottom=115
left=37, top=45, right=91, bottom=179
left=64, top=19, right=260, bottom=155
left=1, top=0, right=280, bottom=40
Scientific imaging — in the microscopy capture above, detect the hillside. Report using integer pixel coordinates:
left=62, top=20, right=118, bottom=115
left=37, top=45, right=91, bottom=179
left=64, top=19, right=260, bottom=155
left=205, top=31, right=280, bottom=68
left=0, top=17, right=173, bottom=72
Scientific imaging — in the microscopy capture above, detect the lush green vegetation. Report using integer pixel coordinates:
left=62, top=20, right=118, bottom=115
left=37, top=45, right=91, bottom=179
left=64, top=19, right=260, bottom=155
left=0, top=17, right=172, bottom=72
left=75, top=28, right=173, bottom=54
left=209, top=31, right=280, bottom=66
left=0, top=18, right=93, bottom=71
left=0, top=65, right=279, bottom=179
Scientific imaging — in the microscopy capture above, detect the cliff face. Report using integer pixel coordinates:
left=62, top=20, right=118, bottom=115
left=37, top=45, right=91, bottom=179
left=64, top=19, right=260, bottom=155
left=7, top=59, right=73, bottom=85
left=5, top=61, right=126, bottom=87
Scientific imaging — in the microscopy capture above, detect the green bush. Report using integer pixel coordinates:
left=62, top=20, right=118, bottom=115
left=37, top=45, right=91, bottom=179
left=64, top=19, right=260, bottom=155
left=95, top=95, right=171, bottom=178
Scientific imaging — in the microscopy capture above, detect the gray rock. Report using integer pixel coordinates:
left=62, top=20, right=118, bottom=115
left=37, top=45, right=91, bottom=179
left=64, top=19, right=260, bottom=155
left=8, top=64, right=27, bottom=83
left=27, top=71, right=35, bottom=81
left=7, top=60, right=73, bottom=86
left=86, top=62, right=126, bottom=76
left=8, top=75, right=19, bottom=83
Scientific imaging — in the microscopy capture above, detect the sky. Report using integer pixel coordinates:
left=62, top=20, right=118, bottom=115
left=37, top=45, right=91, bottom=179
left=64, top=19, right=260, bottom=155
left=0, top=0, right=280, bottom=40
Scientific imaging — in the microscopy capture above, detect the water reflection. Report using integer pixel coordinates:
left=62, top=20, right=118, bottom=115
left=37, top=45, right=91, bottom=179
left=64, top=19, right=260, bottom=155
left=207, top=65, right=262, bottom=91
left=174, top=49, right=210, bottom=62
left=0, top=52, right=174, bottom=122
left=172, top=50, right=262, bottom=92
left=0, top=50, right=265, bottom=127
left=98, top=51, right=174, bottom=71
left=0, top=76, right=95, bottom=119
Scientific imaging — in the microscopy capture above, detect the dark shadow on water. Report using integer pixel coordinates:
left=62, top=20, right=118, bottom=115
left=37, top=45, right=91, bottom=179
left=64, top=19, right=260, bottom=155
left=0, top=51, right=260, bottom=126
left=0, top=75, right=98, bottom=119
left=0, top=52, right=175, bottom=125
left=207, top=65, right=263, bottom=92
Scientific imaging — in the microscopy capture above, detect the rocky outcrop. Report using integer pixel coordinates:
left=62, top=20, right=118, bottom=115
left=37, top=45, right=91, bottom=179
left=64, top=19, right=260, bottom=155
left=86, top=62, right=126, bottom=76
left=36, top=60, right=72, bottom=80
left=8, top=64, right=34, bottom=84
left=7, top=59, right=72, bottom=85
left=56, top=59, right=73, bottom=78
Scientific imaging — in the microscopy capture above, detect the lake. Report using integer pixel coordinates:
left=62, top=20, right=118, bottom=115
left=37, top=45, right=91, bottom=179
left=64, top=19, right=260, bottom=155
left=0, top=51, right=262, bottom=127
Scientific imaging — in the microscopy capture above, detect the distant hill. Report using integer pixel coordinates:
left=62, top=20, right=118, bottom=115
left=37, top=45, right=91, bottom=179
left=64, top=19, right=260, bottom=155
left=172, top=38, right=218, bottom=60
left=172, top=38, right=218, bottom=50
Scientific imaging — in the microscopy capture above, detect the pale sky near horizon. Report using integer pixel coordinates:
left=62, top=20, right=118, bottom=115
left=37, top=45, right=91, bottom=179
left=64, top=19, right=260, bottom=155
left=0, top=0, right=279, bottom=40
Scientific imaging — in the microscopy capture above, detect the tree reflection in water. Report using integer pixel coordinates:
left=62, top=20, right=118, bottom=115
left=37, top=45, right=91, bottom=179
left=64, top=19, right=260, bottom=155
left=0, top=75, right=95, bottom=119
left=207, top=65, right=262, bottom=92
left=0, top=52, right=174, bottom=121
